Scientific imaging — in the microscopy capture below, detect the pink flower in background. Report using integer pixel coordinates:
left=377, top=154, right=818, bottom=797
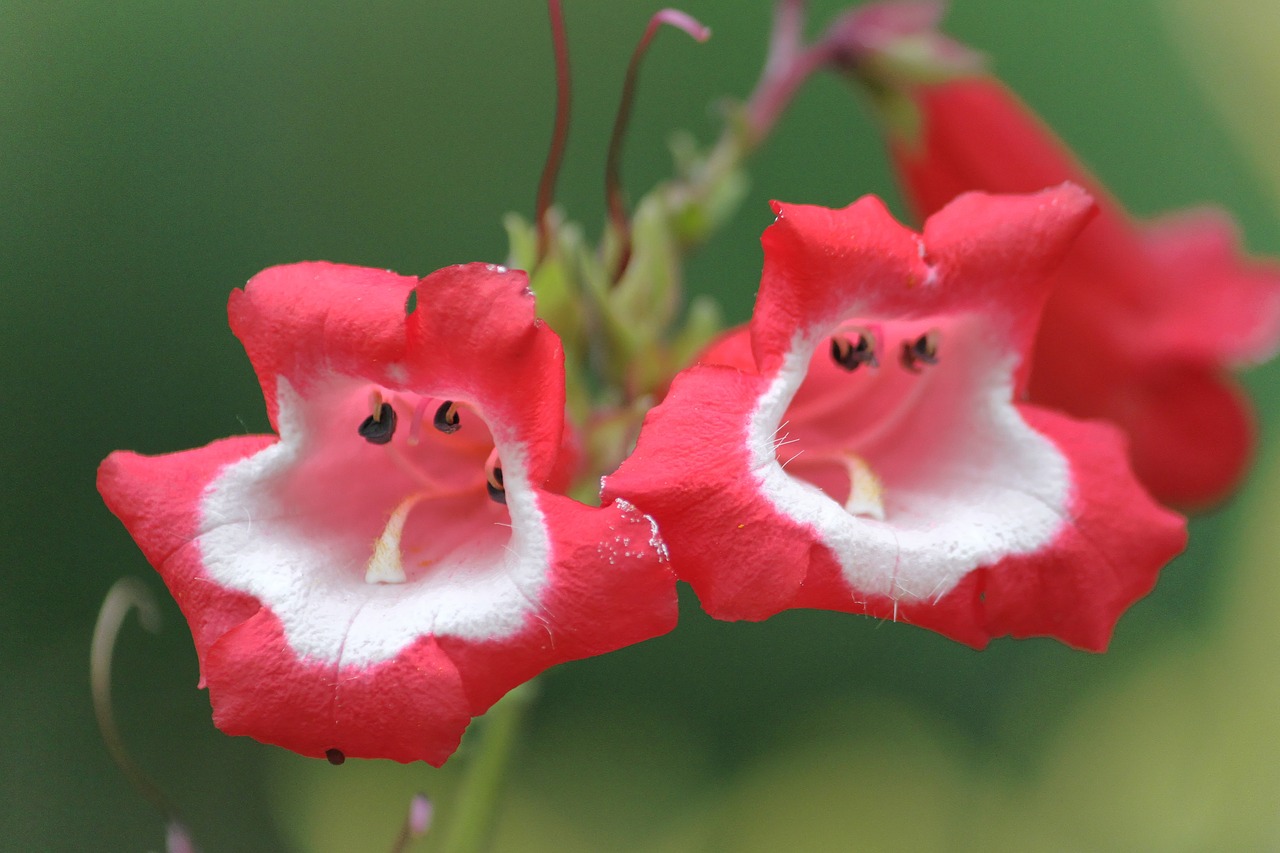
left=888, top=78, right=1280, bottom=509
left=98, top=262, right=676, bottom=765
left=606, top=186, right=1187, bottom=650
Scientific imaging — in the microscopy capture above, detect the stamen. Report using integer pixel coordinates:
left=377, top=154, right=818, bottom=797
left=485, top=447, right=506, bottom=505
left=604, top=8, right=711, bottom=281
left=433, top=400, right=462, bottom=434
left=842, top=454, right=885, bottom=520
left=830, top=329, right=878, bottom=371
left=326, top=749, right=346, bottom=765
left=900, top=329, right=940, bottom=373
left=359, top=397, right=398, bottom=445
left=365, top=493, right=427, bottom=584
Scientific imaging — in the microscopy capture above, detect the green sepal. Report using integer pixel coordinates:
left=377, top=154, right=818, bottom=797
left=502, top=212, right=538, bottom=272
left=664, top=122, right=751, bottom=247
left=504, top=211, right=589, bottom=365
left=852, top=34, right=985, bottom=143
left=859, top=34, right=985, bottom=91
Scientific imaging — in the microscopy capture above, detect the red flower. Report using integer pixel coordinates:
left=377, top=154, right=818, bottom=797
left=889, top=78, right=1280, bottom=508
left=605, top=187, right=1186, bottom=650
left=98, top=262, right=676, bottom=765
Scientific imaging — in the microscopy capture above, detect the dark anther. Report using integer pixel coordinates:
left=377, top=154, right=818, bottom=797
left=358, top=403, right=397, bottom=445
left=433, top=401, right=461, bottom=434
left=901, top=329, right=940, bottom=373
left=325, top=748, right=346, bottom=765
left=486, top=465, right=507, bottom=505
left=830, top=332, right=878, bottom=372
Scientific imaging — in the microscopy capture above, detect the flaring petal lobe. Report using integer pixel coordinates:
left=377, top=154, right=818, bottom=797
left=99, top=261, right=677, bottom=764
left=608, top=189, right=1185, bottom=649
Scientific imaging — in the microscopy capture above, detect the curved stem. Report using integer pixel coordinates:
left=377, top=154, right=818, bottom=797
left=91, top=577, right=197, bottom=849
left=535, top=0, right=572, bottom=263
left=731, top=0, right=848, bottom=152
left=439, top=682, right=538, bottom=853
left=605, top=9, right=711, bottom=281
left=649, top=1, right=834, bottom=255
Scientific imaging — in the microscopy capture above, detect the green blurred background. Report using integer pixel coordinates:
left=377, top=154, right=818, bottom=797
left=5, top=0, right=1280, bottom=849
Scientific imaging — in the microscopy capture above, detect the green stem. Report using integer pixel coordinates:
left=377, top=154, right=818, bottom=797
left=439, top=682, right=538, bottom=853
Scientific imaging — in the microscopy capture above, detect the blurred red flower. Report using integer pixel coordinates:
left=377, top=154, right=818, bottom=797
left=889, top=78, right=1280, bottom=508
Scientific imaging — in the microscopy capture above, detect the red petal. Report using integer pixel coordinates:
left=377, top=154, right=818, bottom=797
left=1119, top=364, right=1255, bottom=510
left=1140, top=207, right=1280, bottom=364
left=699, top=324, right=754, bottom=370
left=205, top=611, right=472, bottom=765
left=606, top=365, right=811, bottom=620
left=754, top=187, right=1094, bottom=379
left=406, top=263, right=566, bottom=483
left=439, top=494, right=678, bottom=712
left=98, top=440, right=270, bottom=667
left=229, top=262, right=419, bottom=430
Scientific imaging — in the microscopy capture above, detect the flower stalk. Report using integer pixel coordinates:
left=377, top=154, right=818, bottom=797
left=437, top=683, right=538, bottom=853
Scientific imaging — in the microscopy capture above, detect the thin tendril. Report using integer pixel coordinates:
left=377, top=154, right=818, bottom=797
left=745, top=1, right=836, bottom=144
left=760, top=0, right=806, bottom=85
left=535, top=0, right=572, bottom=264
left=439, top=682, right=538, bottom=853
left=604, top=9, right=710, bottom=282
left=90, top=577, right=197, bottom=850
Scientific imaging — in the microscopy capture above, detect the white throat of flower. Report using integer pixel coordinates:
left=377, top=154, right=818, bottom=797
left=748, top=327, right=1071, bottom=610
left=196, top=377, right=553, bottom=667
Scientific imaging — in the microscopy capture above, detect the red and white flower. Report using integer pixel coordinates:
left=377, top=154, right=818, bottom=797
left=98, top=262, right=676, bottom=765
left=888, top=77, right=1280, bottom=508
left=605, top=186, right=1187, bottom=650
